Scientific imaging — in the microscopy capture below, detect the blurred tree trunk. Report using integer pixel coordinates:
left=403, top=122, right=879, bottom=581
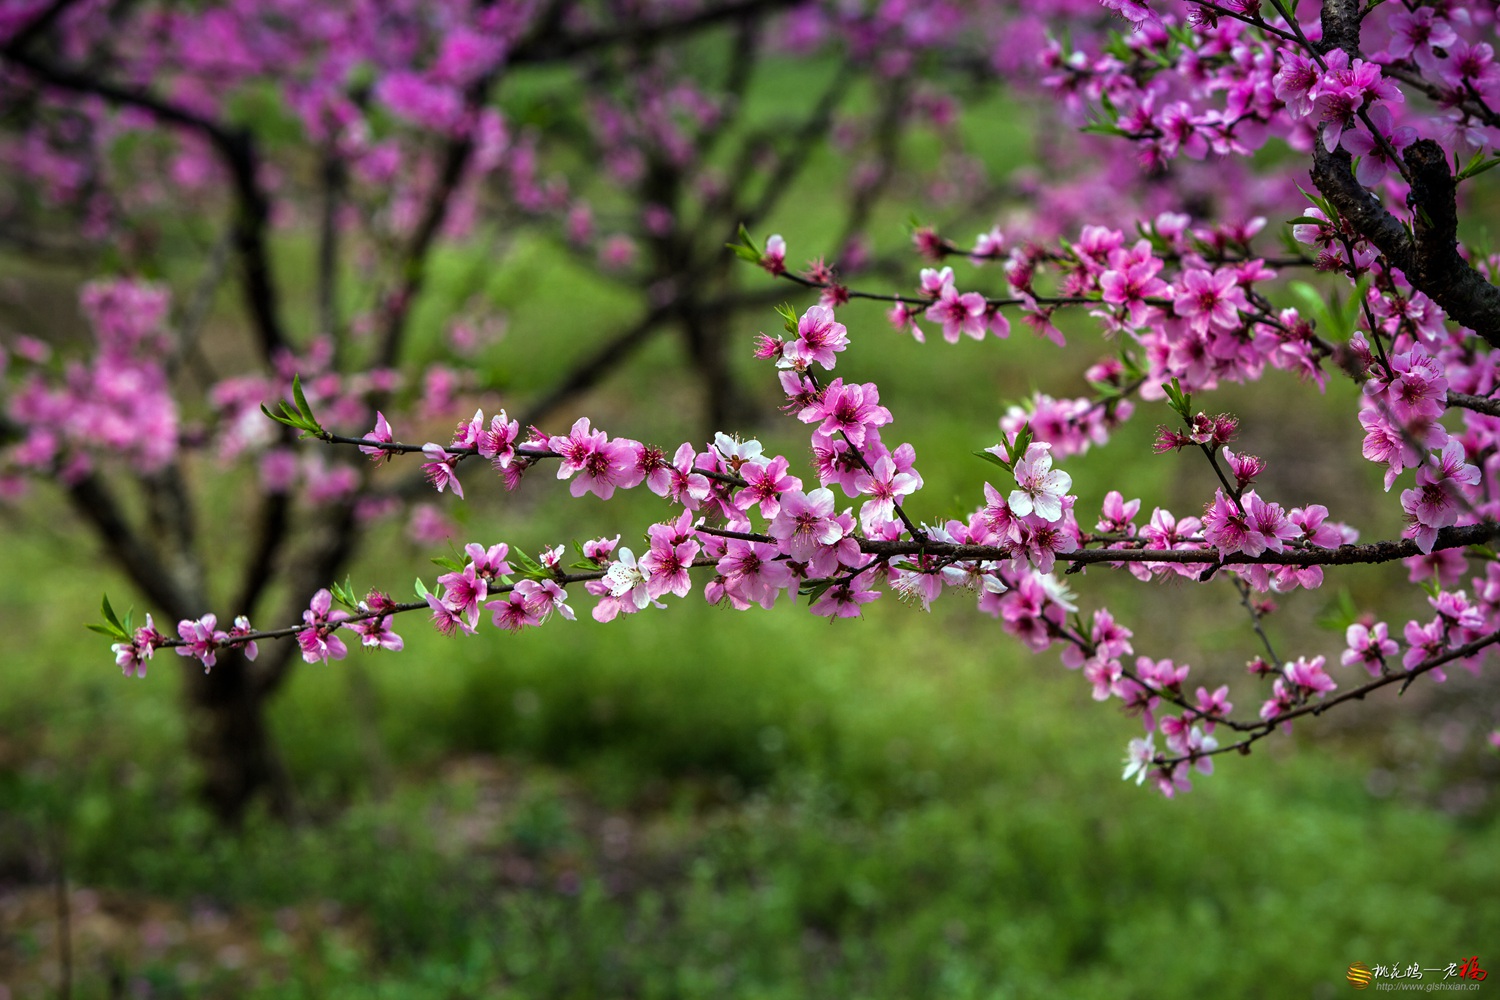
left=183, top=650, right=292, bottom=823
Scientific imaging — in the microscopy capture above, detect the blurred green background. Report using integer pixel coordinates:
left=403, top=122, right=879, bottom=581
left=3, top=55, right=1498, bottom=1000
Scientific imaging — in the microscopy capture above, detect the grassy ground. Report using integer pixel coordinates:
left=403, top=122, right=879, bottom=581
left=4, top=54, right=1499, bottom=1000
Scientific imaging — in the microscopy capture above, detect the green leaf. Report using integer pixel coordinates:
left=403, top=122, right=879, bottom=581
left=101, top=594, right=124, bottom=632
left=1457, top=155, right=1500, bottom=182
left=431, top=556, right=465, bottom=573
left=1314, top=589, right=1360, bottom=632
left=1284, top=216, right=1327, bottom=228
left=728, top=242, right=763, bottom=263
left=972, top=449, right=1012, bottom=472
left=330, top=577, right=360, bottom=611
left=799, top=579, right=836, bottom=605
left=291, top=373, right=311, bottom=420
left=87, top=624, right=125, bottom=639
left=290, top=374, right=324, bottom=435
left=1161, top=377, right=1192, bottom=420
left=1008, top=422, right=1033, bottom=464
left=260, top=402, right=302, bottom=429
left=508, top=548, right=550, bottom=580
left=414, top=578, right=430, bottom=600
left=774, top=302, right=798, bottom=332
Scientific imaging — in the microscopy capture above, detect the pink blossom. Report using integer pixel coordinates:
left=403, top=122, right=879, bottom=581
left=767, top=488, right=844, bottom=561
left=640, top=530, right=700, bottom=600
left=1173, top=268, right=1248, bottom=335
left=1097, top=491, right=1141, bottom=534
left=717, top=539, right=794, bottom=610
left=1284, top=655, right=1336, bottom=696
left=854, top=451, right=922, bottom=533
left=1386, top=7, right=1457, bottom=61
left=421, top=444, right=465, bottom=498
left=656, top=442, right=711, bottom=506
left=1341, top=104, right=1417, bottom=186
left=781, top=304, right=848, bottom=370
left=487, top=591, right=541, bottom=632
left=516, top=579, right=575, bottom=623
left=435, top=564, right=487, bottom=631
left=923, top=282, right=988, bottom=343
left=1014, top=517, right=1078, bottom=574
left=480, top=412, right=521, bottom=468
left=549, top=418, right=640, bottom=500
left=114, top=614, right=165, bottom=678
left=297, top=589, right=349, bottom=664
left=761, top=234, right=787, bottom=276
left=1193, top=685, right=1232, bottom=732
left=353, top=615, right=404, bottom=651
left=1009, top=443, right=1072, bottom=522
left=1085, top=658, right=1123, bottom=701
left=176, top=613, right=227, bottom=672
left=1402, top=618, right=1448, bottom=679
left=426, top=591, right=476, bottom=637
left=1401, top=440, right=1480, bottom=553
left=1099, top=245, right=1168, bottom=328
left=227, top=615, right=258, bottom=662
left=804, top=379, right=892, bottom=448
left=1220, top=448, right=1264, bottom=492
left=810, top=578, right=881, bottom=618
left=466, top=542, right=512, bottom=579
left=359, top=412, right=394, bottom=460
left=1343, top=621, right=1398, bottom=676
left=736, top=455, right=802, bottom=519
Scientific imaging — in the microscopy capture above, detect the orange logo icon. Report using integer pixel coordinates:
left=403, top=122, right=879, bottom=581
left=1347, top=962, right=1373, bottom=989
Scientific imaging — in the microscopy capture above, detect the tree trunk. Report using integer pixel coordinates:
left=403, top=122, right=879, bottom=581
left=181, top=649, right=291, bottom=824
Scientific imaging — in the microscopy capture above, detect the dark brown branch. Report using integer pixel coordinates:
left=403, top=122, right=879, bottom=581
left=232, top=491, right=290, bottom=617
left=0, top=48, right=290, bottom=359
left=67, top=473, right=194, bottom=620
left=3, top=0, right=82, bottom=51
left=373, top=130, right=475, bottom=368
left=1157, top=627, right=1500, bottom=768
left=1310, top=137, right=1500, bottom=349
left=1317, top=0, right=1363, bottom=58
left=1401, top=139, right=1500, bottom=344
left=508, top=0, right=801, bottom=66
left=516, top=304, right=676, bottom=428
left=1448, top=391, right=1500, bottom=418
left=693, top=521, right=1500, bottom=569
left=318, top=150, right=345, bottom=349
left=254, top=498, right=364, bottom=699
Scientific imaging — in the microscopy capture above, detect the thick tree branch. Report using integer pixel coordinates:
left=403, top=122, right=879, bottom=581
left=1401, top=139, right=1500, bottom=343
left=508, top=0, right=801, bottom=65
left=2, top=0, right=82, bottom=51
left=516, top=303, right=678, bottom=428
left=1317, top=0, right=1363, bottom=58
left=1447, top=391, right=1500, bottom=418
left=67, top=473, right=194, bottom=620
left=0, top=48, right=290, bottom=360
left=253, top=499, right=364, bottom=700
left=1311, top=137, right=1500, bottom=349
